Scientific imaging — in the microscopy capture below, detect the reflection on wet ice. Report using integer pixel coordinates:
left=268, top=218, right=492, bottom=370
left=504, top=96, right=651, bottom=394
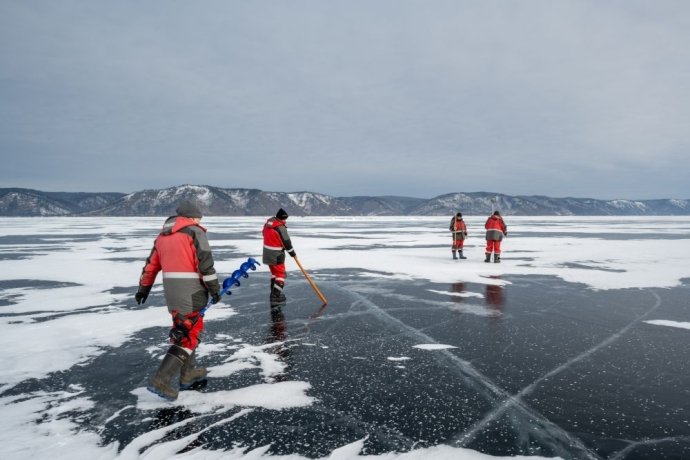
left=265, top=306, right=290, bottom=382
left=451, top=282, right=466, bottom=303
left=485, top=278, right=504, bottom=318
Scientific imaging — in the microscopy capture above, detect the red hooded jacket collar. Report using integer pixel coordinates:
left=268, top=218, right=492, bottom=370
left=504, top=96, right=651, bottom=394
left=161, top=216, right=206, bottom=235
left=267, top=217, right=287, bottom=228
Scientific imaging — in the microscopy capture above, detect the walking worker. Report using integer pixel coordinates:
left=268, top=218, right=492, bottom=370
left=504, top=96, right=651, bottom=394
left=484, top=210, right=508, bottom=263
left=449, top=212, right=468, bottom=259
left=263, top=208, right=296, bottom=307
left=135, top=200, right=221, bottom=401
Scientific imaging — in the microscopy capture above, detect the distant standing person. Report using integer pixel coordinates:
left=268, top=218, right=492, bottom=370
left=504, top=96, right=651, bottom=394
left=485, top=210, right=508, bottom=263
left=263, top=208, right=296, bottom=307
left=135, top=201, right=221, bottom=401
left=449, top=212, right=468, bottom=259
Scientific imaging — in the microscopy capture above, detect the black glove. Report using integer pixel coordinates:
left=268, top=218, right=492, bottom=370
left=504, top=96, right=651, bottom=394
left=135, top=285, right=152, bottom=305
left=288, top=249, right=296, bottom=258
left=211, top=292, right=221, bottom=304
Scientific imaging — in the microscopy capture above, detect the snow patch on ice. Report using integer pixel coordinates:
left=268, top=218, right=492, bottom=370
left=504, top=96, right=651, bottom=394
left=644, top=320, right=690, bottom=330
left=428, top=289, right=485, bottom=299
left=448, top=304, right=498, bottom=317
left=1, top=302, right=237, bottom=389
left=206, top=340, right=288, bottom=380
left=0, top=389, right=119, bottom=460
left=132, top=381, right=315, bottom=412
left=119, top=437, right=562, bottom=460
left=413, top=344, right=458, bottom=350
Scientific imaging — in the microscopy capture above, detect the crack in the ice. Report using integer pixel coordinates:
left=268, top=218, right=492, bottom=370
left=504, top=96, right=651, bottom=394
left=608, top=434, right=690, bottom=459
left=454, top=290, right=662, bottom=456
left=336, top=285, right=600, bottom=460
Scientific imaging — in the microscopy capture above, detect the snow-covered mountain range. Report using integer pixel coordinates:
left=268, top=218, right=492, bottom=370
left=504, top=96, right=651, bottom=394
left=1, top=186, right=688, bottom=216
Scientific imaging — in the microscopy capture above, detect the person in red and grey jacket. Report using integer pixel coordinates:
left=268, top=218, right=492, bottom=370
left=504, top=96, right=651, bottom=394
left=485, top=210, right=508, bottom=263
left=449, top=212, right=468, bottom=260
left=263, top=208, right=296, bottom=307
left=135, top=200, right=221, bottom=401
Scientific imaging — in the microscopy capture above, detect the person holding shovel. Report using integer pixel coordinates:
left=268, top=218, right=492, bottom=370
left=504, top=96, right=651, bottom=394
left=262, top=208, right=296, bottom=307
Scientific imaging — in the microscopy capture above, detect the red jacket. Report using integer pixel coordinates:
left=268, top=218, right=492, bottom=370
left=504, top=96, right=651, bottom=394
left=485, top=215, right=507, bottom=241
left=139, top=216, right=219, bottom=314
left=262, top=217, right=295, bottom=265
left=449, top=217, right=468, bottom=241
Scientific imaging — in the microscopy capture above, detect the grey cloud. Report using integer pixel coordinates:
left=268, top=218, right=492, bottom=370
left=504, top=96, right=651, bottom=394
left=1, top=1, right=689, bottom=199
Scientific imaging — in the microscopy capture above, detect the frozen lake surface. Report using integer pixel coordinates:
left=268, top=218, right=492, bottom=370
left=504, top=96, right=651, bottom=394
left=1, top=216, right=690, bottom=460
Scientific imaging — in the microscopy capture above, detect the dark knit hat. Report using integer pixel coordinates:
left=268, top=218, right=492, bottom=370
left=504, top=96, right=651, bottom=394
left=176, top=200, right=203, bottom=218
left=456, top=212, right=462, bottom=218
left=276, top=208, right=289, bottom=220
left=493, top=210, right=500, bottom=216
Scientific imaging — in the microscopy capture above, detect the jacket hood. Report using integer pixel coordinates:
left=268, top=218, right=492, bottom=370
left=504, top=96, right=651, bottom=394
left=161, top=216, right=206, bottom=235
left=267, top=216, right=287, bottom=228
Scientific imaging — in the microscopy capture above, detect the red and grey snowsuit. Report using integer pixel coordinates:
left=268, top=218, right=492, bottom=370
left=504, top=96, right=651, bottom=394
left=262, top=217, right=295, bottom=293
left=139, top=216, right=220, bottom=350
left=450, top=216, right=468, bottom=250
left=485, top=214, right=508, bottom=255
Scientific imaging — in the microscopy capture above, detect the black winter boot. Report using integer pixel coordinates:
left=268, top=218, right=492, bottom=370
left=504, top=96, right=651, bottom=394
left=494, top=253, right=501, bottom=263
left=270, top=283, right=287, bottom=307
left=484, top=253, right=491, bottom=263
left=179, top=350, right=207, bottom=390
left=459, top=250, right=467, bottom=259
left=452, top=251, right=458, bottom=260
left=147, top=345, right=189, bottom=401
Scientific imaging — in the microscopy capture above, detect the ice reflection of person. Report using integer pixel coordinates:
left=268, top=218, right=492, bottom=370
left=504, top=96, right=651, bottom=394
left=485, top=283, right=505, bottom=317
left=449, top=212, right=468, bottom=260
left=451, top=282, right=466, bottom=304
left=484, top=211, right=508, bottom=263
left=264, top=306, right=290, bottom=382
left=267, top=307, right=287, bottom=343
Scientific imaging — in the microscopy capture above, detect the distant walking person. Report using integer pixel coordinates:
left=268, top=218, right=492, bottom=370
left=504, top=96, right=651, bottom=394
left=135, top=201, right=221, bottom=401
left=449, top=212, right=468, bottom=259
left=485, top=210, right=508, bottom=263
left=263, top=208, right=296, bottom=307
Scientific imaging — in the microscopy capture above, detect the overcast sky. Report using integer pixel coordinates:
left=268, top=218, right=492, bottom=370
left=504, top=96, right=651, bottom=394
left=1, top=1, right=689, bottom=199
